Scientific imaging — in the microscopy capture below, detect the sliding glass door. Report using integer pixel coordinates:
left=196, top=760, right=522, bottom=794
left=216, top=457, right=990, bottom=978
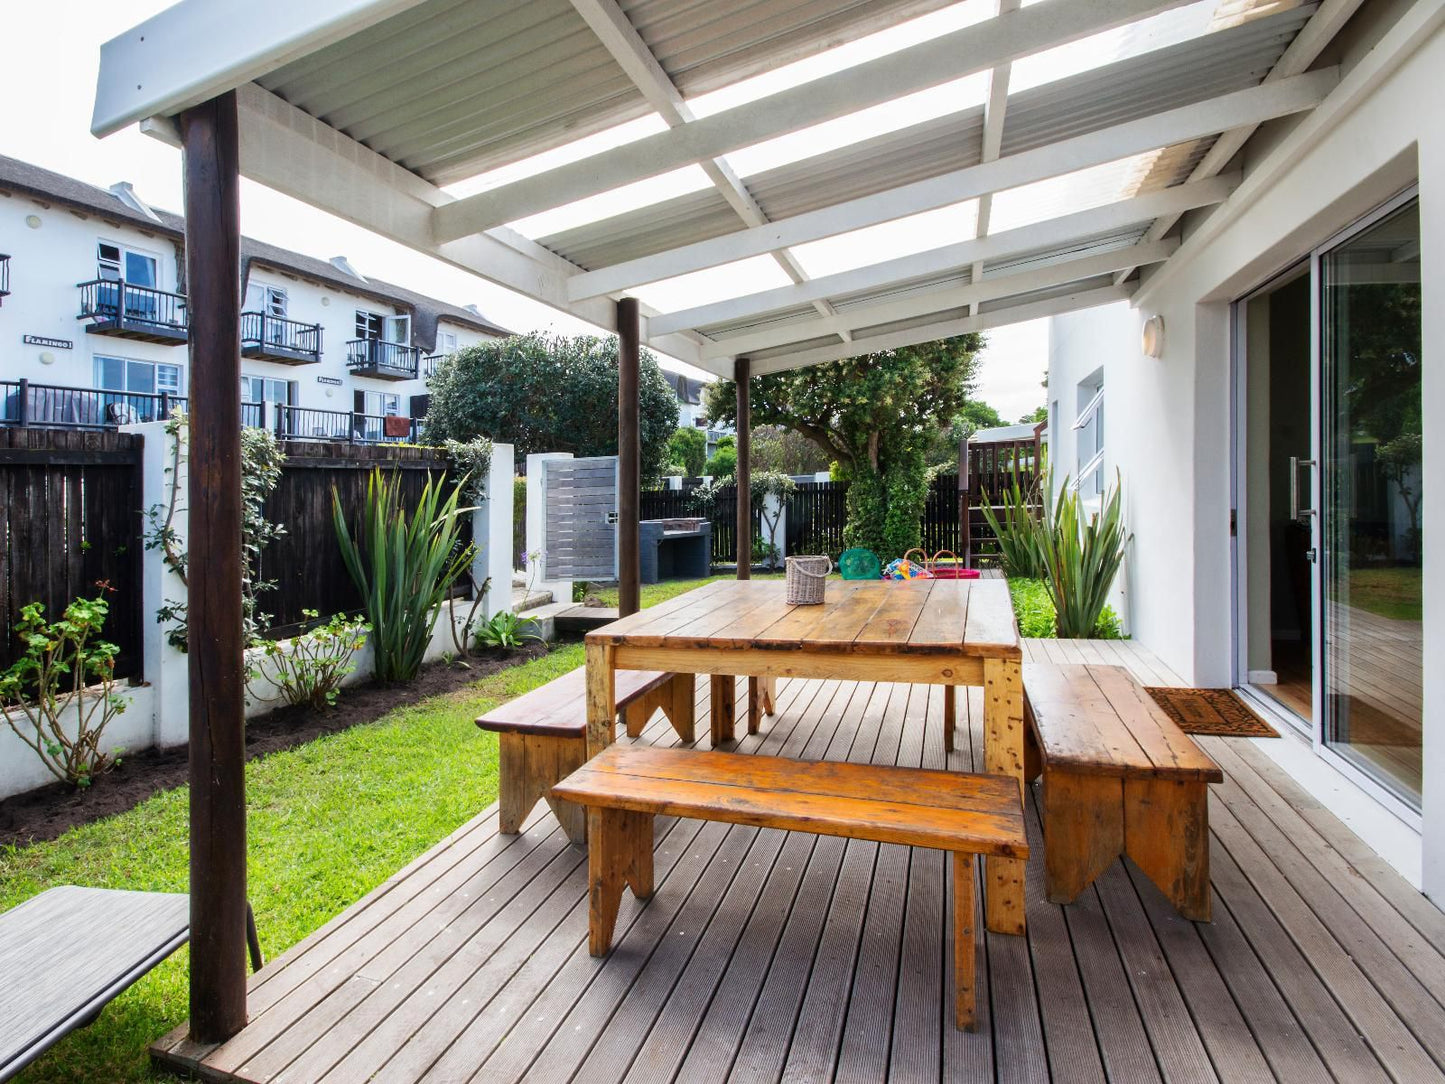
left=1237, top=191, right=1422, bottom=810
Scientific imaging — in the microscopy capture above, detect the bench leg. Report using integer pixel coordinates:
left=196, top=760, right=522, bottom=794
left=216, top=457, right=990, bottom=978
left=1023, top=722, right=1042, bottom=784
left=746, top=676, right=776, bottom=735
left=1125, top=778, right=1211, bottom=921
left=943, top=685, right=956, bottom=754
left=663, top=673, right=697, bottom=743
left=710, top=675, right=737, bottom=746
left=953, top=852, right=977, bottom=1030
left=588, top=807, right=655, bottom=956
left=1043, top=769, right=1123, bottom=905
left=983, top=658, right=1027, bottom=935
left=499, top=733, right=587, bottom=845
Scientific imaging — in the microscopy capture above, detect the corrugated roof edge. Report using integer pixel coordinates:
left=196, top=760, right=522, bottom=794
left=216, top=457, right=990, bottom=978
left=0, top=153, right=511, bottom=349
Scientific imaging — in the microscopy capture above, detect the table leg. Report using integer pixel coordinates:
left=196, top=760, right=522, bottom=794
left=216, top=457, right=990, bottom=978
left=943, top=685, right=956, bottom=754
left=710, top=674, right=737, bottom=746
left=586, top=640, right=616, bottom=760
left=983, top=657, right=1026, bottom=935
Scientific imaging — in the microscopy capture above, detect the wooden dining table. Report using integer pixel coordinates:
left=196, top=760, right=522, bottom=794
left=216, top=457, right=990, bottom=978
left=584, top=576, right=1028, bottom=935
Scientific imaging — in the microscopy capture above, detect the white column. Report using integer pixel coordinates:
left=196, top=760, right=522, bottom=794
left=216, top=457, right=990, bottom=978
left=471, top=443, right=515, bottom=620
left=525, top=451, right=574, bottom=606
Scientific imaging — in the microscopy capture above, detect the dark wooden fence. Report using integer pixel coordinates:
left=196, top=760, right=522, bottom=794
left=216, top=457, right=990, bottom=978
left=258, top=442, right=471, bottom=637
left=639, top=486, right=760, bottom=565
left=785, top=481, right=848, bottom=558
left=960, top=428, right=1045, bottom=566
left=0, top=429, right=144, bottom=679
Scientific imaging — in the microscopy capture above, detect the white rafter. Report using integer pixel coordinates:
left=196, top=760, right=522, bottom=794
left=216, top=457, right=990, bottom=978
left=698, top=239, right=1176, bottom=359
left=429, top=0, right=1199, bottom=243
left=646, top=174, right=1238, bottom=337
left=564, top=0, right=850, bottom=341
left=969, top=0, right=1021, bottom=315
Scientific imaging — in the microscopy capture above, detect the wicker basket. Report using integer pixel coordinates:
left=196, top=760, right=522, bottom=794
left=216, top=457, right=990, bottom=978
left=785, top=555, right=831, bottom=605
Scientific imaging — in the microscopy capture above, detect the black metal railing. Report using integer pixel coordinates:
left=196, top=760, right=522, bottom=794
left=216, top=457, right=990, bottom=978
left=241, top=311, right=323, bottom=360
left=77, top=278, right=188, bottom=333
left=423, top=353, right=445, bottom=378
left=1, top=379, right=186, bottom=428
left=241, top=401, right=264, bottom=428
left=0, top=255, right=10, bottom=303
left=274, top=404, right=420, bottom=444
left=346, top=338, right=420, bottom=379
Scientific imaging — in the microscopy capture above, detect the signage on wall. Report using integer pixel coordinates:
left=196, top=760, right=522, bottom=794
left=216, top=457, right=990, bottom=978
left=316, top=376, right=344, bottom=386
left=23, top=335, right=73, bottom=350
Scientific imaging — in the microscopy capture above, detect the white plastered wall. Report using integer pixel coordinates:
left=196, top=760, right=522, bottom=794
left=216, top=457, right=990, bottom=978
left=1048, top=9, right=1445, bottom=900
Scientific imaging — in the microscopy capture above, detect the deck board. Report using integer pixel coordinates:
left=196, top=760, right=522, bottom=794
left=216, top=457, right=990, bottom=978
left=153, top=639, right=1445, bottom=1084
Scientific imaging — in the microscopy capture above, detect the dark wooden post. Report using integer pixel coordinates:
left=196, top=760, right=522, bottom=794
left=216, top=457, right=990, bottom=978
left=179, top=90, right=248, bottom=1044
left=735, top=357, right=751, bottom=579
left=617, top=297, right=641, bottom=616
left=958, top=436, right=971, bottom=568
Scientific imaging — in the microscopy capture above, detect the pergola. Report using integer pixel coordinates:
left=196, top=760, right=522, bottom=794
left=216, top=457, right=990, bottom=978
left=92, top=0, right=1355, bottom=1042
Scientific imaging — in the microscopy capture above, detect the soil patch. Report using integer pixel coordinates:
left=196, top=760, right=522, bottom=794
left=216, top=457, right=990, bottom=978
left=0, top=644, right=549, bottom=850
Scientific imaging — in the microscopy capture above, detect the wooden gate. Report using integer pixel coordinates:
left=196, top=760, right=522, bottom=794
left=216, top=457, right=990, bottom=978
left=542, top=456, right=618, bottom=582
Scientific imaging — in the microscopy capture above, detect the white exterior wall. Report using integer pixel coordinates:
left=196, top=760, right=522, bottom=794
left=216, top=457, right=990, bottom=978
left=0, top=188, right=498, bottom=417
left=1046, top=8, right=1445, bottom=901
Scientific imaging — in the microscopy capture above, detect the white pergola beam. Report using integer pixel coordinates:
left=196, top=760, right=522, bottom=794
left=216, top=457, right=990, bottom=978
left=431, top=0, right=1198, bottom=243
left=969, top=0, right=1021, bottom=315
left=182, top=83, right=704, bottom=365
left=748, top=285, right=1134, bottom=375
left=699, top=239, right=1176, bottom=359
left=568, top=70, right=1335, bottom=301
left=645, top=173, right=1239, bottom=337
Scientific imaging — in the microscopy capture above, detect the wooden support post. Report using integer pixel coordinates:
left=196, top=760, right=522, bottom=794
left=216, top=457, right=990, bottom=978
left=617, top=297, right=641, bottom=617
left=585, top=638, right=617, bottom=759
left=983, top=657, right=1027, bottom=935
left=953, top=852, right=977, bottom=1031
left=179, top=90, right=248, bottom=1044
left=734, top=357, right=751, bottom=579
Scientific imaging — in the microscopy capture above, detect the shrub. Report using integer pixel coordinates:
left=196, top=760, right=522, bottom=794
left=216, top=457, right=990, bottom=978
left=666, top=427, right=707, bottom=477
left=475, top=611, right=544, bottom=651
left=332, top=470, right=476, bottom=683
left=706, top=435, right=737, bottom=478
left=980, top=466, right=1048, bottom=579
left=248, top=611, right=370, bottom=709
left=0, top=594, right=127, bottom=787
left=1039, top=471, right=1130, bottom=638
left=1007, top=578, right=1122, bottom=640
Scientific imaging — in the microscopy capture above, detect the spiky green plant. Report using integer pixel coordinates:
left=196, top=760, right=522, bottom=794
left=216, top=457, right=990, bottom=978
left=1039, top=471, right=1130, bottom=638
left=979, top=463, right=1048, bottom=579
left=332, top=469, right=476, bottom=683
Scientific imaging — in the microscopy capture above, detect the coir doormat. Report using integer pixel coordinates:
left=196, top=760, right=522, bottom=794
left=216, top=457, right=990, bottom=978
left=1144, top=687, right=1279, bottom=738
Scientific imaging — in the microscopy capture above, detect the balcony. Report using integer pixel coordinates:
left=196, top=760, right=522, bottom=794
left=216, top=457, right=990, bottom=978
left=77, top=279, right=188, bottom=345
left=274, top=404, right=419, bottom=443
left=1, top=378, right=185, bottom=428
left=422, top=353, right=445, bottom=378
left=0, top=254, right=9, bottom=305
left=346, top=338, right=420, bottom=381
left=241, top=312, right=323, bottom=365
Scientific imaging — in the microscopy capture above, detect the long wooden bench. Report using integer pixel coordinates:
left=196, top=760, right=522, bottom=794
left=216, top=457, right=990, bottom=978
left=551, top=745, right=1028, bottom=1030
left=475, top=667, right=695, bottom=843
left=1022, top=663, right=1224, bottom=920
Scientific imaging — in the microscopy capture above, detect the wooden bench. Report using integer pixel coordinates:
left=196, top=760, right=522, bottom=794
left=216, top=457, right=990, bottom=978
left=475, top=667, right=695, bottom=844
left=0, top=887, right=261, bottom=1081
left=1022, top=663, right=1224, bottom=920
left=552, top=745, right=1028, bottom=1030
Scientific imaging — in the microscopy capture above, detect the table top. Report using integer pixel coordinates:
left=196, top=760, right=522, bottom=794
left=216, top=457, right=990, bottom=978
left=588, top=577, right=1020, bottom=658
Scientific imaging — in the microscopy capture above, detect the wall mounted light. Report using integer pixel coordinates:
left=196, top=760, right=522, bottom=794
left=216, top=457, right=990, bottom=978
left=25, top=214, right=42, bottom=229
left=38, top=351, right=56, bottom=365
left=1141, top=314, right=1165, bottom=359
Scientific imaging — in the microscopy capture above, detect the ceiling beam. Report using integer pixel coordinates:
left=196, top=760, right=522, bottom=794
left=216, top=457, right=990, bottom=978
left=644, top=172, right=1238, bottom=337
left=431, top=0, right=1198, bottom=242
left=698, top=238, right=1176, bottom=359
left=968, top=0, right=1022, bottom=314
left=565, top=0, right=849, bottom=339
left=748, top=285, right=1134, bottom=375
left=163, top=82, right=704, bottom=364
left=568, top=70, right=1335, bottom=301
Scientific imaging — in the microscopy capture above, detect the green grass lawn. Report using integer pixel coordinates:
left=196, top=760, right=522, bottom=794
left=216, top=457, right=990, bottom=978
left=585, top=570, right=785, bottom=609
left=0, top=644, right=584, bottom=1084
left=1345, top=566, right=1422, bottom=622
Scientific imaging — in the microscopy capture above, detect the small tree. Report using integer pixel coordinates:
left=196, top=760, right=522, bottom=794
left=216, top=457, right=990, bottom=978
left=751, top=470, right=796, bottom=569
left=666, top=427, right=707, bottom=476
left=706, top=435, right=737, bottom=478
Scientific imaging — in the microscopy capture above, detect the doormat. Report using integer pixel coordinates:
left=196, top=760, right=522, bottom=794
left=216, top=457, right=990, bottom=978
left=1144, top=687, right=1279, bottom=738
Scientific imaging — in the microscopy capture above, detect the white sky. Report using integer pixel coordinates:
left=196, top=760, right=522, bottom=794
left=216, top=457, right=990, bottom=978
left=0, top=0, right=1222, bottom=421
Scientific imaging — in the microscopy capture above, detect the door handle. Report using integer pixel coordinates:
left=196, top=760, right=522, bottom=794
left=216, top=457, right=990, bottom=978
left=1289, top=456, right=1317, bottom=523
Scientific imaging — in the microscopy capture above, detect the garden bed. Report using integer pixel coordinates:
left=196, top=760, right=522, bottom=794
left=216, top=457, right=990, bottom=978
left=0, top=644, right=547, bottom=850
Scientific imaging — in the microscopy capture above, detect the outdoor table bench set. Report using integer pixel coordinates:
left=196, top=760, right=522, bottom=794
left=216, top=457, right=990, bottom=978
left=475, top=577, right=1222, bottom=1031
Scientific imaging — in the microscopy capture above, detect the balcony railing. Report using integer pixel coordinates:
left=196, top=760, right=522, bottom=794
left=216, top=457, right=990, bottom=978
left=274, top=404, right=420, bottom=444
left=1, top=379, right=186, bottom=429
left=422, top=354, right=445, bottom=378
left=241, top=312, right=323, bottom=365
left=0, top=255, right=10, bottom=305
left=77, top=278, right=188, bottom=344
left=346, top=338, right=420, bottom=380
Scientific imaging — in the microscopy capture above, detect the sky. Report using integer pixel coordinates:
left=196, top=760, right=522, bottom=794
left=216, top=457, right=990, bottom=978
left=0, top=0, right=1217, bottom=422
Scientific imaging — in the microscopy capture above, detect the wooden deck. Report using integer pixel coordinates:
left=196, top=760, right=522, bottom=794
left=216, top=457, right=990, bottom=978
left=154, top=638, right=1445, bottom=1084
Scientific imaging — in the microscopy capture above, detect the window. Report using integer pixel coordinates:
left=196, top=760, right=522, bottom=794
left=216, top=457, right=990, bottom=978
left=385, top=314, right=411, bottom=345
left=361, top=390, right=400, bottom=416
left=97, top=241, right=158, bottom=287
left=94, top=355, right=183, bottom=396
left=241, top=375, right=295, bottom=405
left=1073, top=374, right=1104, bottom=498
left=435, top=329, right=458, bottom=354
left=245, top=282, right=287, bottom=318
left=355, top=310, right=385, bottom=340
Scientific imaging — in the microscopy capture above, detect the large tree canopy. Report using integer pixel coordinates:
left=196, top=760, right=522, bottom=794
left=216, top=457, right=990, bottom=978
left=704, top=334, right=984, bottom=556
left=423, top=332, right=679, bottom=479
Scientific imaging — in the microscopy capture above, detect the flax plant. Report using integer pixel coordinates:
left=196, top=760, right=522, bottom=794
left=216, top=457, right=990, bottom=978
left=1040, top=471, right=1130, bottom=638
left=332, top=470, right=476, bottom=683
left=979, top=463, right=1049, bottom=580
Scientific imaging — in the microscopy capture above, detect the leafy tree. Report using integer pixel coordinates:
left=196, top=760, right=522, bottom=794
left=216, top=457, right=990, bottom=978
left=706, top=434, right=736, bottom=478
left=424, top=332, right=679, bottom=480
left=703, top=335, right=984, bottom=556
left=666, top=426, right=707, bottom=476
left=1018, top=404, right=1048, bottom=425
left=753, top=424, right=831, bottom=475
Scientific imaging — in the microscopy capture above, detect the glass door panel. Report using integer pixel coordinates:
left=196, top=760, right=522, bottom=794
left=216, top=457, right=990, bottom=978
left=1320, top=198, right=1423, bottom=806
